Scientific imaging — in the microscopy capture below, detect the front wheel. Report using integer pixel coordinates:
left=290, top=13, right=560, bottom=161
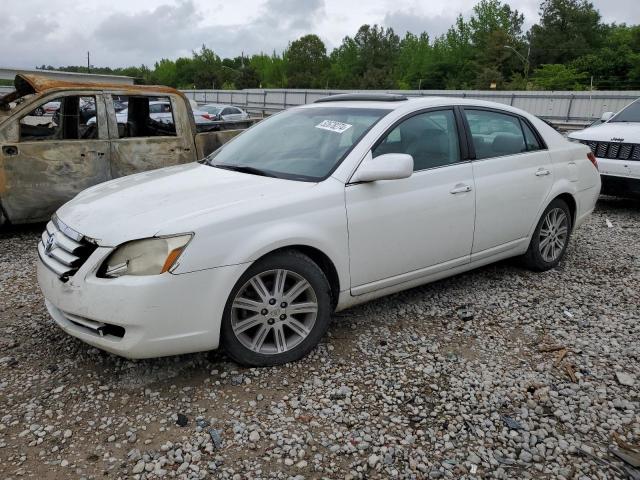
left=522, top=198, right=572, bottom=271
left=220, top=251, right=332, bottom=367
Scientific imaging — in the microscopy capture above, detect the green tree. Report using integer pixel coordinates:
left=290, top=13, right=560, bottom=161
left=284, top=34, right=329, bottom=88
left=152, top=58, right=177, bottom=86
left=531, top=64, right=588, bottom=89
left=330, top=25, right=400, bottom=89
left=529, top=0, right=605, bottom=67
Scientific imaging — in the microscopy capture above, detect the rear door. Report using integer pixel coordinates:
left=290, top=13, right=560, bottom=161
left=462, top=108, right=554, bottom=257
left=0, top=92, right=110, bottom=223
left=106, top=93, right=195, bottom=178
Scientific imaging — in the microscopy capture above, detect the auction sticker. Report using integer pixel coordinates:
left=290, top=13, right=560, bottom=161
left=315, top=120, right=352, bottom=133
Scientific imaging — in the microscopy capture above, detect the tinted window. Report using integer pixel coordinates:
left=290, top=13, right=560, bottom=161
left=117, top=96, right=176, bottom=138
left=373, top=109, right=460, bottom=171
left=522, top=122, right=542, bottom=151
left=205, top=107, right=388, bottom=181
left=465, top=110, right=526, bottom=159
left=20, top=96, right=99, bottom=142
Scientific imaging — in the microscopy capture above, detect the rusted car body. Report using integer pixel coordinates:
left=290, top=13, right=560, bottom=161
left=0, top=74, right=249, bottom=225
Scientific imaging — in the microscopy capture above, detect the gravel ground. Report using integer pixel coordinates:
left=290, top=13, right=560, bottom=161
left=0, top=196, right=639, bottom=480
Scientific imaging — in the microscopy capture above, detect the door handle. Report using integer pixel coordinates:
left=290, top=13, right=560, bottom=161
left=2, top=145, right=18, bottom=156
left=535, top=168, right=551, bottom=176
left=450, top=184, right=472, bottom=194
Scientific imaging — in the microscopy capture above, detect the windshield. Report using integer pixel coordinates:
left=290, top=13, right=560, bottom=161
left=204, top=106, right=389, bottom=181
left=610, top=99, right=640, bottom=122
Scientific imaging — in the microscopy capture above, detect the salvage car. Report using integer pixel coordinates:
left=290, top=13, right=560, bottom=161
left=0, top=74, right=249, bottom=225
left=37, top=94, right=600, bottom=367
left=569, top=98, right=640, bottom=197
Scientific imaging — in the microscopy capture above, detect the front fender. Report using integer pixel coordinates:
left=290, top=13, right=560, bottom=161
left=171, top=179, right=350, bottom=292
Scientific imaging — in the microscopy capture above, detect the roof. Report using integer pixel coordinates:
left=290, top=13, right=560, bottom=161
left=0, top=73, right=183, bottom=110
left=15, top=74, right=179, bottom=96
left=0, top=67, right=133, bottom=85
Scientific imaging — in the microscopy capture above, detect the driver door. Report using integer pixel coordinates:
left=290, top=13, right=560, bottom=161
left=345, top=109, right=475, bottom=295
left=0, top=93, right=110, bottom=223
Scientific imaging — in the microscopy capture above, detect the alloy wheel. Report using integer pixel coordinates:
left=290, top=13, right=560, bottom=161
left=538, top=207, right=569, bottom=262
left=230, top=269, right=318, bottom=355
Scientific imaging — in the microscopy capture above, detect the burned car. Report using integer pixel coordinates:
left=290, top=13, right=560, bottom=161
left=0, top=74, right=253, bottom=225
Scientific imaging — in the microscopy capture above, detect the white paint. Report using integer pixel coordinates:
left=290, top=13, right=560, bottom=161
left=39, top=96, right=601, bottom=359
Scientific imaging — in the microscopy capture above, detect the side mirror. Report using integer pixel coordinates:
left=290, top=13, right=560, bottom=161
left=600, top=111, right=614, bottom=122
left=351, top=152, right=413, bottom=183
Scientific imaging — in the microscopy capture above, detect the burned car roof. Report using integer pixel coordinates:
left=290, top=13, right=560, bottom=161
left=1, top=74, right=182, bottom=110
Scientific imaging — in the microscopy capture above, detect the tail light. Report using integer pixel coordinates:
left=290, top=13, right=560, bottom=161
left=201, top=114, right=212, bottom=120
left=587, top=152, right=598, bottom=170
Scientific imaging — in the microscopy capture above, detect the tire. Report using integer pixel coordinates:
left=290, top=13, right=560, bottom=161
left=34, top=107, right=44, bottom=116
left=220, top=250, right=332, bottom=367
left=522, top=198, right=572, bottom=272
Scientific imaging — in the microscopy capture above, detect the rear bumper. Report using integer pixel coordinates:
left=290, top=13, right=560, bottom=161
left=37, top=249, right=248, bottom=359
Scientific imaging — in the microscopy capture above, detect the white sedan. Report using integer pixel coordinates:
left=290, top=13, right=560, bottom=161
left=37, top=94, right=600, bottom=366
left=200, top=104, right=250, bottom=122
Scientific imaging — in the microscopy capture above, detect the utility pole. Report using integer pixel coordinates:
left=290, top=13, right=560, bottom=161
left=87, top=51, right=91, bottom=74
left=504, top=45, right=530, bottom=89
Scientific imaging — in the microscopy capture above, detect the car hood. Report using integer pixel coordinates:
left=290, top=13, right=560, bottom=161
left=569, top=122, right=640, bottom=142
left=56, top=163, right=316, bottom=246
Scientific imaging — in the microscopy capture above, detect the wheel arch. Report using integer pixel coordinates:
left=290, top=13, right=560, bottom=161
left=553, top=192, right=577, bottom=227
left=249, top=245, right=341, bottom=310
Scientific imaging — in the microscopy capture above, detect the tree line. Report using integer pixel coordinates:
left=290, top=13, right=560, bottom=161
left=39, top=0, right=640, bottom=91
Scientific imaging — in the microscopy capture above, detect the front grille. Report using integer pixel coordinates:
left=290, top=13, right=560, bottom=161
left=38, top=216, right=97, bottom=282
left=584, top=141, right=640, bottom=161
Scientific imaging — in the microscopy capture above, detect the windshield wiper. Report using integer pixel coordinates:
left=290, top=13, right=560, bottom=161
left=212, top=163, right=278, bottom=178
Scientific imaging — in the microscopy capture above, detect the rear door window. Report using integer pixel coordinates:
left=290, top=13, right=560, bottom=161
left=464, top=109, right=526, bottom=159
left=115, top=96, right=176, bottom=138
left=522, top=122, right=543, bottom=151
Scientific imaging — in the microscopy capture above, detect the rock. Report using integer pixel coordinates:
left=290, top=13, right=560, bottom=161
left=176, top=413, right=189, bottom=427
left=248, top=430, right=260, bottom=442
left=209, top=429, right=223, bottom=449
left=368, top=454, right=380, bottom=468
left=519, top=451, right=533, bottom=463
left=467, top=452, right=482, bottom=464
left=132, top=460, right=145, bottom=474
left=615, top=372, right=635, bottom=386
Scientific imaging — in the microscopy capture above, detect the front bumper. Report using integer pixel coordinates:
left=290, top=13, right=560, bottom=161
left=596, top=156, right=640, bottom=197
left=600, top=174, right=640, bottom=198
left=37, top=248, right=248, bottom=359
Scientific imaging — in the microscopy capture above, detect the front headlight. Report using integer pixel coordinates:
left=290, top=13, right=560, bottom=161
left=100, top=234, right=193, bottom=278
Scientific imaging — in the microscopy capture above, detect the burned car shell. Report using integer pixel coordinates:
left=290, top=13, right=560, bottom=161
left=0, top=74, right=248, bottom=225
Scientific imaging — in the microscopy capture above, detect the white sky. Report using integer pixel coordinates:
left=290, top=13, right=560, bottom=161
left=3, top=0, right=638, bottom=68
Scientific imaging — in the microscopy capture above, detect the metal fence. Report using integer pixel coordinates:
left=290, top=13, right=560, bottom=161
left=2, top=85, right=637, bottom=128
left=181, top=88, right=640, bottom=127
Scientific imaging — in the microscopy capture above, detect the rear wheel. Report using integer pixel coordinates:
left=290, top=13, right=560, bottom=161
left=221, top=251, right=332, bottom=367
left=522, top=198, right=572, bottom=271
